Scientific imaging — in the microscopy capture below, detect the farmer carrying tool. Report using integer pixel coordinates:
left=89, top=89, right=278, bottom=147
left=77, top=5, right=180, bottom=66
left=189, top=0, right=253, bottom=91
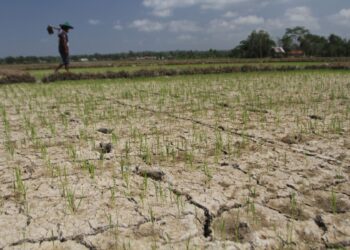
left=47, top=22, right=74, bottom=73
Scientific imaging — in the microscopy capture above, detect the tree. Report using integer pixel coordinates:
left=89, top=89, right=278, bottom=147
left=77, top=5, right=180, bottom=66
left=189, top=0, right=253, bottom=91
left=234, top=30, right=276, bottom=58
left=280, top=26, right=310, bottom=52
left=4, top=56, right=16, bottom=64
left=346, top=40, right=350, bottom=57
left=325, top=34, right=347, bottom=57
left=300, top=34, right=327, bottom=56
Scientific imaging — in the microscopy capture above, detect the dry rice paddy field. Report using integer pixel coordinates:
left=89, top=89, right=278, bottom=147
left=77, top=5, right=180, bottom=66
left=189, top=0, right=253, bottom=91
left=0, top=71, right=349, bottom=249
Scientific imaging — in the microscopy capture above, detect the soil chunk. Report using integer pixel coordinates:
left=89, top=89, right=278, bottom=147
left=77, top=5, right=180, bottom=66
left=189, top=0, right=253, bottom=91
left=97, top=128, right=113, bottom=134
left=309, top=115, right=323, bottom=120
left=314, top=215, right=327, bottom=232
left=134, top=166, right=165, bottom=181
left=281, top=133, right=305, bottom=144
left=99, top=142, right=112, bottom=153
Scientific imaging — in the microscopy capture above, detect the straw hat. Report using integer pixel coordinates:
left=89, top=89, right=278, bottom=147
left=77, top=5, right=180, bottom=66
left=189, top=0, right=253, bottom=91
left=59, top=22, right=74, bottom=30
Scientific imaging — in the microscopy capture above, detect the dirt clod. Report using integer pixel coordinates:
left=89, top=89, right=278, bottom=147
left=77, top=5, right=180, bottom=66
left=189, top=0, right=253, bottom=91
left=99, top=142, right=112, bottom=154
left=309, top=115, right=323, bottom=120
left=134, top=166, right=165, bottom=181
left=281, top=133, right=305, bottom=145
left=314, top=215, right=327, bottom=232
left=97, top=128, right=113, bottom=134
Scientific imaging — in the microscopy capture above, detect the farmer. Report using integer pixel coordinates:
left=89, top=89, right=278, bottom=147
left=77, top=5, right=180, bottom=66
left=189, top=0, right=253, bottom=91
left=55, top=22, right=74, bottom=73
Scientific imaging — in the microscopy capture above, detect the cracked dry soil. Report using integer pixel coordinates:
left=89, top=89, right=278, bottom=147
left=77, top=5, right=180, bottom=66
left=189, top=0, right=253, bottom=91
left=0, top=71, right=349, bottom=249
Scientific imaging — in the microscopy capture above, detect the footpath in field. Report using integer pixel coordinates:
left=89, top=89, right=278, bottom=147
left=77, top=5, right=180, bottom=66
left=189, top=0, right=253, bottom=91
left=0, top=72, right=349, bottom=249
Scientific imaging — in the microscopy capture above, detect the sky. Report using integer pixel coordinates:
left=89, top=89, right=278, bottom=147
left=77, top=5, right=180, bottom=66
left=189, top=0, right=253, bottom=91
left=0, top=0, right=349, bottom=57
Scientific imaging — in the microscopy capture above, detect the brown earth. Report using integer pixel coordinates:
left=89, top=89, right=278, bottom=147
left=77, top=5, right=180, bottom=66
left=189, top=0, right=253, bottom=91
left=0, top=71, right=349, bottom=249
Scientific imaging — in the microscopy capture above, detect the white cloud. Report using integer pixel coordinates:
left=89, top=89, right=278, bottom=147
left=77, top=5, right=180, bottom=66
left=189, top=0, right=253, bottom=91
left=209, top=15, right=264, bottom=33
left=330, top=8, right=350, bottom=26
left=339, top=8, right=350, bottom=18
left=168, top=20, right=201, bottom=33
left=177, top=34, right=195, bottom=41
left=208, top=6, right=318, bottom=35
left=113, top=25, right=123, bottom=31
left=264, top=6, right=319, bottom=31
left=200, top=0, right=246, bottom=10
left=223, top=11, right=237, bottom=18
left=152, top=8, right=172, bottom=18
left=143, top=0, right=288, bottom=17
left=209, top=19, right=237, bottom=32
left=142, top=0, right=192, bottom=17
left=143, top=0, right=246, bottom=17
left=133, top=4, right=319, bottom=37
left=130, top=19, right=165, bottom=32
left=130, top=19, right=200, bottom=33
left=234, top=15, right=264, bottom=25
left=285, top=7, right=310, bottom=22
left=265, top=18, right=285, bottom=30
left=284, top=6, right=319, bottom=29
left=113, top=21, right=123, bottom=31
left=88, top=19, right=101, bottom=25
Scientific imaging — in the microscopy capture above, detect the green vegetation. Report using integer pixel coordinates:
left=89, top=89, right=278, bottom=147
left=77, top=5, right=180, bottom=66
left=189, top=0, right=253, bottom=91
left=0, top=68, right=348, bottom=248
left=232, top=30, right=276, bottom=58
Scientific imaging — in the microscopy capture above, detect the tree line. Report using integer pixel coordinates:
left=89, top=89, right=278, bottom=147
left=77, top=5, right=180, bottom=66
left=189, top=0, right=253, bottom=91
left=232, top=26, right=350, bottom=58
left=1, top=26, right=350, bottom=64
left=0, top=50, right=231, bottom=64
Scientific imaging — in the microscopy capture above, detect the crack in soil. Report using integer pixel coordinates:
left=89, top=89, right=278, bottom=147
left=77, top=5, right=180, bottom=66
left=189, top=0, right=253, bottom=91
left=326, top=240, right=350, bottom=248
left=8, top=219, right=157, bottom=248
left=133, top=168, right=214, bottom=239
left=73, top=235, right=97, bottom=250
left=170, top=188, right=213, bottom=239
left=258, top=203, right=294, bottom=220
left=111, top=99, right=342, bottom=166
left=216, top=204, right=243, bottom=217
left=127, top=197, right=149, bottom=222
left=312, top=180, right=348, bottom=193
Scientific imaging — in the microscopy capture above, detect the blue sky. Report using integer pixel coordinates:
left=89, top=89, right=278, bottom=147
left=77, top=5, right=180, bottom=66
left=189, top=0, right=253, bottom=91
left=0, top=0, right=349, bottom=57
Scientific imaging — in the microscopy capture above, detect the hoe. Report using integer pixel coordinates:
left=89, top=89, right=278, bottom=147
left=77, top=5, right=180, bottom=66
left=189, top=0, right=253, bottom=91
left=46, top=25, right=60, bottom=35
left=47, top=22, right=74, bottom=34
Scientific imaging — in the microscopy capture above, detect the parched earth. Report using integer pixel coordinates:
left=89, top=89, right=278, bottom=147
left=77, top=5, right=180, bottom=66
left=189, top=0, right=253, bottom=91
left=0, top=71, right=349, bottom=249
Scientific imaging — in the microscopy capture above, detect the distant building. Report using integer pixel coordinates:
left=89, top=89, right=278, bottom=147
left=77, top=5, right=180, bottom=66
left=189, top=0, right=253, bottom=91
left=288, top=50, right=305, bottom=57
left=272, top=47, right=286, bottom=58
left=80, top=58, right=89, bottom=62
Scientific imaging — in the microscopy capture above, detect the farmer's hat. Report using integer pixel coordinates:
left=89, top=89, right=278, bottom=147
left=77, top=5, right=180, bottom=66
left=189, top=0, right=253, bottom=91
left=59, top=22, right=74, bottom=30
